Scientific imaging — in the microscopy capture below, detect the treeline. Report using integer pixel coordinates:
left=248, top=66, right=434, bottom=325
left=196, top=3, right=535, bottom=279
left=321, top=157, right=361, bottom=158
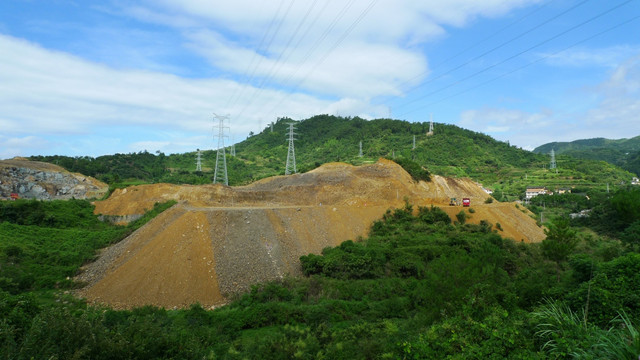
left=534, top=136, right=640, bottom=176
left=31, top=116, right=634, bottom=191
left=2, top=190, right=639, bottom=358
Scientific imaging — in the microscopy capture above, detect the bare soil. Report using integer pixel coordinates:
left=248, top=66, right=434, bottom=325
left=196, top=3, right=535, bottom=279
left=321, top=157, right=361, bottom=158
left=78, top=159, right=545, bottom=309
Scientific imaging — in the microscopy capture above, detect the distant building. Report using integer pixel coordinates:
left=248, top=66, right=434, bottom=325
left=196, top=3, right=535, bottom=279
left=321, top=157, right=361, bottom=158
left=483, top=187, right=493, bottom=195
left=525, top=186, right=551, bottom=200
left=570, top=209, right=591, bottom=219
left=632, top=177, right=639, bottom=185
left=556, top=187, right=572, bottom=194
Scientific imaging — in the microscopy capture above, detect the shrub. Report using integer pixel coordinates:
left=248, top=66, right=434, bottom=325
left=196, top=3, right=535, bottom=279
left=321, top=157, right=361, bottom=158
left=456, top=211, right=468, bottom=225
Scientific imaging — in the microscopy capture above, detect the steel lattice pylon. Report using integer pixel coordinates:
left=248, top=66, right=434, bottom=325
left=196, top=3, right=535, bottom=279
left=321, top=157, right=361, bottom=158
left=213, top=113, right=229, bottom=185
left=285, top=123, right=297, bottom=175
left=195, top=149, right=202, bottom=172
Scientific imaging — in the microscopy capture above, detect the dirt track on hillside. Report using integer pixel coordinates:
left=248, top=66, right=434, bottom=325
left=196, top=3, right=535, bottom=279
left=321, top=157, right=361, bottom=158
left=78, top=159, right=544, bottom=309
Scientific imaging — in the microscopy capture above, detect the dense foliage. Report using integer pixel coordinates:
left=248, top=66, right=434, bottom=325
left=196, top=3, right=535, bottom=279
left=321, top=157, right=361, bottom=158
left=31, top=116, right=635, bottom=198
left=0, top=200, right=174, bottom=294
left=534, top=136, right=640, bottom=176
left=1, top=194, right=639, bottom=358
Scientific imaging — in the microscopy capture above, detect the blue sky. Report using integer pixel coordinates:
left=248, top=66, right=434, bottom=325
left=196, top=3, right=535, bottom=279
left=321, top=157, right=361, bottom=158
left=1, top=0, right=639, bottom=158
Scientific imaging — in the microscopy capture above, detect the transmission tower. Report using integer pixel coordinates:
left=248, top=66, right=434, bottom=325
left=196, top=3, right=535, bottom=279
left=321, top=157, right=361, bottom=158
left=213, top=113, right=229, bottom=185
left=229, top=135, right=236, bottom=157
left=550, top=149, right=557, bottom=173
left=285, top=123, right=297, bottom=175
left=412, top=135, right=416, bottom=150
left=359, top=141, right=363, bottom=157
left=270, top=122, right=274, bottom=133
left=195, top=149, right=202, bottom=172
left=427, top=113, right=434, bottom=136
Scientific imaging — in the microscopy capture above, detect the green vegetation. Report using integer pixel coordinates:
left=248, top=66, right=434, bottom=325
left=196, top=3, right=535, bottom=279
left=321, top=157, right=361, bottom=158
left=534, top=136, right=640, bottom=176
left=8, top=117, right=637, bottom=358
left=0, top=199, right=175, bottom=294
left=2, top=188, right=639, bottom=358
left=31, top=116, right=635, bottom=198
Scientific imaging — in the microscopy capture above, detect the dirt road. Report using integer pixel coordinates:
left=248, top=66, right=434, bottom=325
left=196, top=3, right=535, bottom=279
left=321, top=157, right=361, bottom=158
left=78, top=159, right=544, bottom=309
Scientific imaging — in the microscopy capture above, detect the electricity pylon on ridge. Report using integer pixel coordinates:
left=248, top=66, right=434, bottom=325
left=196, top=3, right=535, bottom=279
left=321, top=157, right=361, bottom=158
left=213, top=113, right=230, bottom=185
left=359, top=141, right=363, bottom=157
left=550, top=148, right=557, bottom=173
left=195, top=149, right=202, bottom=172
left=285, top=122, right=297, bottom=175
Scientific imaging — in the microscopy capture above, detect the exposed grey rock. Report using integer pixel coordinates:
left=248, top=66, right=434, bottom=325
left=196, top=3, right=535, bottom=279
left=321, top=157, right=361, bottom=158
left=0, top=160, right=108, bottom=200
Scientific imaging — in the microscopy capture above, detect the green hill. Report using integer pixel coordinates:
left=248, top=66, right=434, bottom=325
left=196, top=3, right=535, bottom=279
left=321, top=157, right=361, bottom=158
left=30, top=115, right=635, bottom=200
left=534, top=136, right=640, bottom=176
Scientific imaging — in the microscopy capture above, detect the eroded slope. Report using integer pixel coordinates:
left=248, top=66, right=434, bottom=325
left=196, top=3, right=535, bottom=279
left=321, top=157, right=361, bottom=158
left=79, top=159, right=544, bottom=309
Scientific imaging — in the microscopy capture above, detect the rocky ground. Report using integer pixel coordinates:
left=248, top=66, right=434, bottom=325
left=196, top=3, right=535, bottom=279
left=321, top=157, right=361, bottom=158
left=77, top=159, right=545, bottom=309
left=0, top=158, right=108, bottom=200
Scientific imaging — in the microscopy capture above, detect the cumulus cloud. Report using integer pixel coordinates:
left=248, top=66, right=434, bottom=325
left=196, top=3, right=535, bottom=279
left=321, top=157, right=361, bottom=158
left=0, top=0, right=545, bottom=156
left=458, top=54, right=640, bottom=149
left=0, top=136, right=50, bottom=159
left=0, top=35, right=334, bottom=142
left=123, top=0, right=541, bottom=99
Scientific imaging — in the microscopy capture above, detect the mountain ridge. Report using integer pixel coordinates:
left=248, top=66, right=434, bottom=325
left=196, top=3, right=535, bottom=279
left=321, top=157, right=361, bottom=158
left=534, top=135, right=640, bottom=176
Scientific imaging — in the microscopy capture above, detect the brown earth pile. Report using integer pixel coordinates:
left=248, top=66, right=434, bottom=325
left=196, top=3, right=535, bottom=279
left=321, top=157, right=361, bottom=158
left=78, top=159, right=545, bottom=309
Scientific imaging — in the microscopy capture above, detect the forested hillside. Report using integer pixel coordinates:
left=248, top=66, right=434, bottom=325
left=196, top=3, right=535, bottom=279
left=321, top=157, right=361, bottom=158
left=534, top=136, right=640, bottom=176
left=31, top=115, right=635, bottom=200
left=2, top=189, right=639, bottom=358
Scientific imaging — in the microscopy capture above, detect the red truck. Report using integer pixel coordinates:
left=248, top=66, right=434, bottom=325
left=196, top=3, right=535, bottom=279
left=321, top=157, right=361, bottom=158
left=462, top=198, right=470, bottom=207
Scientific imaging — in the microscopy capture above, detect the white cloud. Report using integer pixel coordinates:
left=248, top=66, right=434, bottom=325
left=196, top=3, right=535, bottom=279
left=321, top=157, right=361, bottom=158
left=0, top=136, right=50, bottom=159
left=541, top=45, right=640, bottom=68
left=459, top=54, right=640, bottom=149
left=122, top=0, right=541, bottom=99
left=459, top=107, right=553, bottom=149
left=0, top=0, right=546, bottom=157
left=0, top=34, right=334, bottom=136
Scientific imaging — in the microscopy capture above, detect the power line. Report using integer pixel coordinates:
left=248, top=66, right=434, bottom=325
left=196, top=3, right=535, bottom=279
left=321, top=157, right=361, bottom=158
left=233, top=0, right=322, bottom=121
left=393, top=0, right=593, bottom=112
left=392, top=1, right=552, bottom=93
left=225, top=0, right=292, bottom=110
left=264, top=0, right=379, bottom=117
left=237, top=0, right=359, bottom=121
left=397, top=13, right=640, bottom=116
left=395, top=0, right=635, bottom=115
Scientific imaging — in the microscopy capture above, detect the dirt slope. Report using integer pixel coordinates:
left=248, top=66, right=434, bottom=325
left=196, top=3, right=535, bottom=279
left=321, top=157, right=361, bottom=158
left=79, top=159, right=544, bottom=309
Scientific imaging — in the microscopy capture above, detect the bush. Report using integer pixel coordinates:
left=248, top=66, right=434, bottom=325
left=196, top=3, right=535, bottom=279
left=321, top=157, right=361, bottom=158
left=456, top=211, right=468, bottom=225
left=389, top=157, right=431, bottom=182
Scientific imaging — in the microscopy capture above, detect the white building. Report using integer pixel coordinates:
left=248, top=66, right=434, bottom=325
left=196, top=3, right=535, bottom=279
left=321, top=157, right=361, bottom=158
left=525, top=186, right=551, bottom=200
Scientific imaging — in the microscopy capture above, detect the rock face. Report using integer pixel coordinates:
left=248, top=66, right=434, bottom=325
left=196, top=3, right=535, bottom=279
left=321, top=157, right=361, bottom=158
left=0, top=158, right=108, bottom=200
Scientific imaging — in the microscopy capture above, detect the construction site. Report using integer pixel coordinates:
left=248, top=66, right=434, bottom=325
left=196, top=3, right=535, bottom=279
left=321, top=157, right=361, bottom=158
left=75, top=159, right=545, bottom=309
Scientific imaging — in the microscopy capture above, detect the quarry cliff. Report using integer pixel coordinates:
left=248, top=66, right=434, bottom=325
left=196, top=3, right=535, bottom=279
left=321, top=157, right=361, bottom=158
left=0, top=158, right=108, bottom=200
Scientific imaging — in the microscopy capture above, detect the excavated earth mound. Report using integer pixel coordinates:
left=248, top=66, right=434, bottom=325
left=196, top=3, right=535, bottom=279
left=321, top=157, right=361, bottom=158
left=0, top=158, right=108, bottom=200
left=78, top=159, right=545, bottom=309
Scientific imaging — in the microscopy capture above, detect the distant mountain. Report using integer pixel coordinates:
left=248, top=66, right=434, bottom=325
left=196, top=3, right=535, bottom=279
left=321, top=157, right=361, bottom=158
left=534, top=136, right=640, bottom=176
left=31, top=115, right=635, bottom=199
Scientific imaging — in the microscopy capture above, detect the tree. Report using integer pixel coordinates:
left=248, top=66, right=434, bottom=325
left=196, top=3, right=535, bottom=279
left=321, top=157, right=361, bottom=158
left=541, top=217, right=578, bottom=264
